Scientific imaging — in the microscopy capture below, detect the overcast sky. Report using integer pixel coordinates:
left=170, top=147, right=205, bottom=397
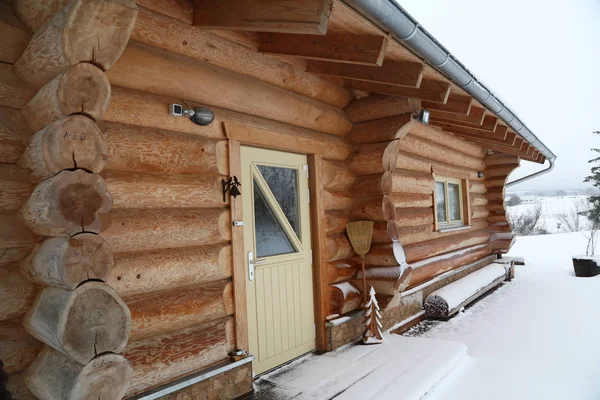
left=397, top=0, right=600, bottom=192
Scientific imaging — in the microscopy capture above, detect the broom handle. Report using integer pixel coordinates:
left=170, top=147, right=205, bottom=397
left=361, top=257, right=367, bottom=304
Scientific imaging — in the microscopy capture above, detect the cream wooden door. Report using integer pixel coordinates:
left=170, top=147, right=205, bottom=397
left=240, top=146, right=315, bottom=375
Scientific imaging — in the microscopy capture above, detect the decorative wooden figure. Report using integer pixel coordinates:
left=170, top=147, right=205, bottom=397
left=362, top=286, right=383, bottom=345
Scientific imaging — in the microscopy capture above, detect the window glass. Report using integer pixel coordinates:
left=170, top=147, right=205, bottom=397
left=436, top=181, right=446, bottom=222
left=257, top=165, right=300, bottom=237
left=448, top=183, right=461, bottom=221
left=253, top=179, right=296, bottom=257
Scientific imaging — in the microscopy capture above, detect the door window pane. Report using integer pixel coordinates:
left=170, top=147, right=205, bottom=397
left=436, top=181, right=446, bottom=222
left=253, top=179, right=296, bottom=257
left=257, top=165, right=300, bottom=237
left=448, top=183, right=461, bottom=221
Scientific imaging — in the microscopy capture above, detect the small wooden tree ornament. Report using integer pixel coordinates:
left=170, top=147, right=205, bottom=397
left=362, top=286, right=384, bottom=345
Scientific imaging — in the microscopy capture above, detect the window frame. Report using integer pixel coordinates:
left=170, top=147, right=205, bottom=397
left=433, top=176, right=471, bottom=231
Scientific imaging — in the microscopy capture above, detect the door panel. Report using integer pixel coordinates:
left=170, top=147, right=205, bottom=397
left=241, top=147, right=315, bottom=375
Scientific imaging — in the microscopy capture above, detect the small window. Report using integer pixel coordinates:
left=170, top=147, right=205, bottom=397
left=434, top=176, right=467, bottom=230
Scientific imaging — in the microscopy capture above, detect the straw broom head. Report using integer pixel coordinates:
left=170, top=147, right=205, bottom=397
left=346, top=221, right=374, bottom=258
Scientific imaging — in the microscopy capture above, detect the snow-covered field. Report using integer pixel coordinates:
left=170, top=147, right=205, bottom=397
left=507, top=195, right=590, bottom=233
left=408, top=232, right=600, bottom=400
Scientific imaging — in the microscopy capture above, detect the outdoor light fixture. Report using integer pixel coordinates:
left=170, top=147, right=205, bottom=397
left=169, top=104, right=215, bottom=126
left=417, top=109, right=430, bottom=125
left=478, top=171, right=484, bottom=178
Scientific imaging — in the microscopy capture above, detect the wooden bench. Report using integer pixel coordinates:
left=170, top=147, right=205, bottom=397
left=424, top=263, right=507, bottom=318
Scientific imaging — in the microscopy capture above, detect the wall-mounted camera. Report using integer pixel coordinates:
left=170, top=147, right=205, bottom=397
left=169, top=104, right=215, bottom=126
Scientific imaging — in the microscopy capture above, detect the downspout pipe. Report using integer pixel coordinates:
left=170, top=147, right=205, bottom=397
left=506, top=158, right=554, bottom=188
left=343, top=0, right=557, bottom=165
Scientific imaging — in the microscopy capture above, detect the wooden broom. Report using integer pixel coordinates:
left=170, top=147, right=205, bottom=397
left=346, top=221, right=374, bottom=303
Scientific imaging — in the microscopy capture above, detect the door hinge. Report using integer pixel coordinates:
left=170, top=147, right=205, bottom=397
left=303, top=164, right=309, bottom=178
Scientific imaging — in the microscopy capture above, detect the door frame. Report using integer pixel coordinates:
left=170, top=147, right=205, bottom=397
left=226, top=124, right=329, bottom=355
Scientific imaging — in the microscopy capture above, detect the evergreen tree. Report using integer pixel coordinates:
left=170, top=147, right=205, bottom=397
left=583, top=131, right=600, bottom=255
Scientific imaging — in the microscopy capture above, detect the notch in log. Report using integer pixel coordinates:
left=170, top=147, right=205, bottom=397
left=23, top=281, right=131, bottom=365
left=20, top=169, right=112, bottom=237
left=25, top=346, right=132, bottom=400
left=19, top=115, right=108, bottom=183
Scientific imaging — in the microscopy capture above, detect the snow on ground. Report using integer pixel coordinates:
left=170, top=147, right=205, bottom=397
left=406, top=231, right=600, bottom=400
left=507, top=195, right=590, bottom=233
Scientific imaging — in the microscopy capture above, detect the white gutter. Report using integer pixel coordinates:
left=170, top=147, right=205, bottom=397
left=343, top=0, right=556, bottom=174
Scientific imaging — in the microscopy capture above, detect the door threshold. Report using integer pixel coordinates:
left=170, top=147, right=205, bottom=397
left=253, top=350, right=316, bottom=380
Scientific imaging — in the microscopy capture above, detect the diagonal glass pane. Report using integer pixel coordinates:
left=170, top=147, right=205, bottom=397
left=257, top=165, right=300, bottom=238
left=253, top=179, right=296, bottom=257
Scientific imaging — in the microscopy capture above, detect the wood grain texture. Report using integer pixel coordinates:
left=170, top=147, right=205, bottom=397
left=0, top=265, right=37, bottom=322
left=348, top=141, right=398, bottom=175
left=322, top=160, right=354, bottom=191
left=329, top=282, right=361, bottom=315
left=259, top=32, right=387, bottom=66
left=0, top=319, right=41, bottom=374
left=124, top=318, right=230, bottom=397
left=20, top=233, right=113, bottom=289
left=107, top=41, right=352, bottom=136
left=325, top=210, right=349, bottom=235
left=326, top=233, right=354, bottom=262
left=14, top=0, right=139, bottom=88
left=132, top=6, right=350, bottom=108
left=0, top=211, right=37, bottom=264
left=323, top=189, right=352, bottom=212
left=193, top=0, right=331, bottom=34
left=103, top=121, right=227, bottom=175
left=345, top=114, right=416, bottom=145
left=399, top=134, right=485, bottom=171
left=105, top=171, right=225, bottom=209
left=327, top=261, right=358, bottom=284
left=22, top=281, right=131, bottom=365
left=11, top=0, right=68, bottom=30
left=20, top=169, right=113, bottom=236
left=19, top=115, right=108, bottom=183
left=21, top=63, right=111, bottom=133
left=0, top=1, right=31, bottom=63
left=101, top=208, right=230, bottom=253
left=344, top=94, right=421, bottom=124
left=0, top=164, right=32, bottom=210
left=5, top=372, right=36, bottom=399
left=0, top=105, right=32, bottom=164
left=308, top=59, right=423, bottom=87
left=408, top=123, right=486, bottom=159
left=0, top=63, right=34, bottom=109
left=127, top=279, right=233, bottom=341
left=345, top=79, right=450, bottom=103
left=390, top=169, right=435, bottom=195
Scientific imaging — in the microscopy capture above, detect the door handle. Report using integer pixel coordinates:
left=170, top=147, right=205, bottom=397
left=248, top=251, right=267, bottom=281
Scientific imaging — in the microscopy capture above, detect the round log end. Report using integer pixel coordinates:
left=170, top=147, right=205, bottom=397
left=72, top=352, right=133, bottom=399
left=386, top=220, right=399, bottom=242
left=382, top=195, right=396, bottom=220
left=57, top=63, right=111, bottom=119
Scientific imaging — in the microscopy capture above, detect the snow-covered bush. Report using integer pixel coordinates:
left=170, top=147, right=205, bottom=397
left=554, top=199, right=589, bottom=232
left=507, top=204, right=548, bottom=236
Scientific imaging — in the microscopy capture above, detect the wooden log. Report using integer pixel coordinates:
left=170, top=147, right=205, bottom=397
left=0, top=1, right=31, bottom=63
left=322, top=160, right=354, bottom=191
left=21, top=63, right=111, bottom=133
left=344, top=94, right=420, bottom=124
left=124, top=318, right=230, bottom=397
left=351, top=172, right=392, bottom=197
left=105, top=171, right=225, bottom=209
left=0, top=105, right=32, bottom=163
left=11, top=0, right=68, bottom=31
left=107, top=41, right=352, bottom=136
left=395, top=207, right=433, bottom=227
left=400, top=134, right=485, bottom=171
left=102, top=208, right=230, bottom=253
left=396, top=150, right=433, bottom=173
left=431, top=163, right=481, bottom=181
left=19, top=115, right=108, bottom=183
left=355, top=266, right=413, bottom=296
left=348, top=141, right=399, bottom=175
left=107, top=245, right=231, bottom=299
left=20, top=169, right=113, bottom=236
left=103, top=121, right=227, bottom=175
left=396, top=219, right=489, bottom=246
left=192, top=0, right=331, bottom=34
left=0, top=265, right=36, bottom=322
left=404, top=229, right=491, bottom=264
left=0, top=319, right=42, bottom=374
left=329, top=282, right=361, bottom=315
left=14, top=0, right=139, bottom=88
left=485, top=164, right=520, bottom=178
left=327, top=261, right=358, bottom=284
left=486, top=188, right=505, bottom=202
left=345, top=114, right=416, bottom=145
left=350, top=195, right=395, bottom=221
left=24, top=346, right=132, bottom=400
left=372, top=221, right=395, bottom=243
left=409, top=123, right=486, bottom=159
left=409, top=244, right=492, bottom=288
left=0, top=165, right=32, bottom=211
left=20, top=233, right=113, bottom=289
left=5, top=372, right=36, bottom=399
left=470, top=193, right=488, bottom=207
left=326, top=234, right=354, bottom=262
left=0, top=210, right=37, bottom=262
left=259, top=33, right=387, bottom=66
left=323, top=189, right=352, bottom=212
left=0, top=63, right=34, bottom=109
left=127, top=280, right=233, bottom=341
left=392, top=193, right=432, bottom=208
left=325, top=211, right=349, bottom=235
left=23, top=281, right=131, bottom=365
left=470, top=181, right=487, bottom=194
left=132, top=6, right=350, bottom=108
left=308, top=59, right=423, bottom=87
left=391, top=169, right=435, bottom=194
